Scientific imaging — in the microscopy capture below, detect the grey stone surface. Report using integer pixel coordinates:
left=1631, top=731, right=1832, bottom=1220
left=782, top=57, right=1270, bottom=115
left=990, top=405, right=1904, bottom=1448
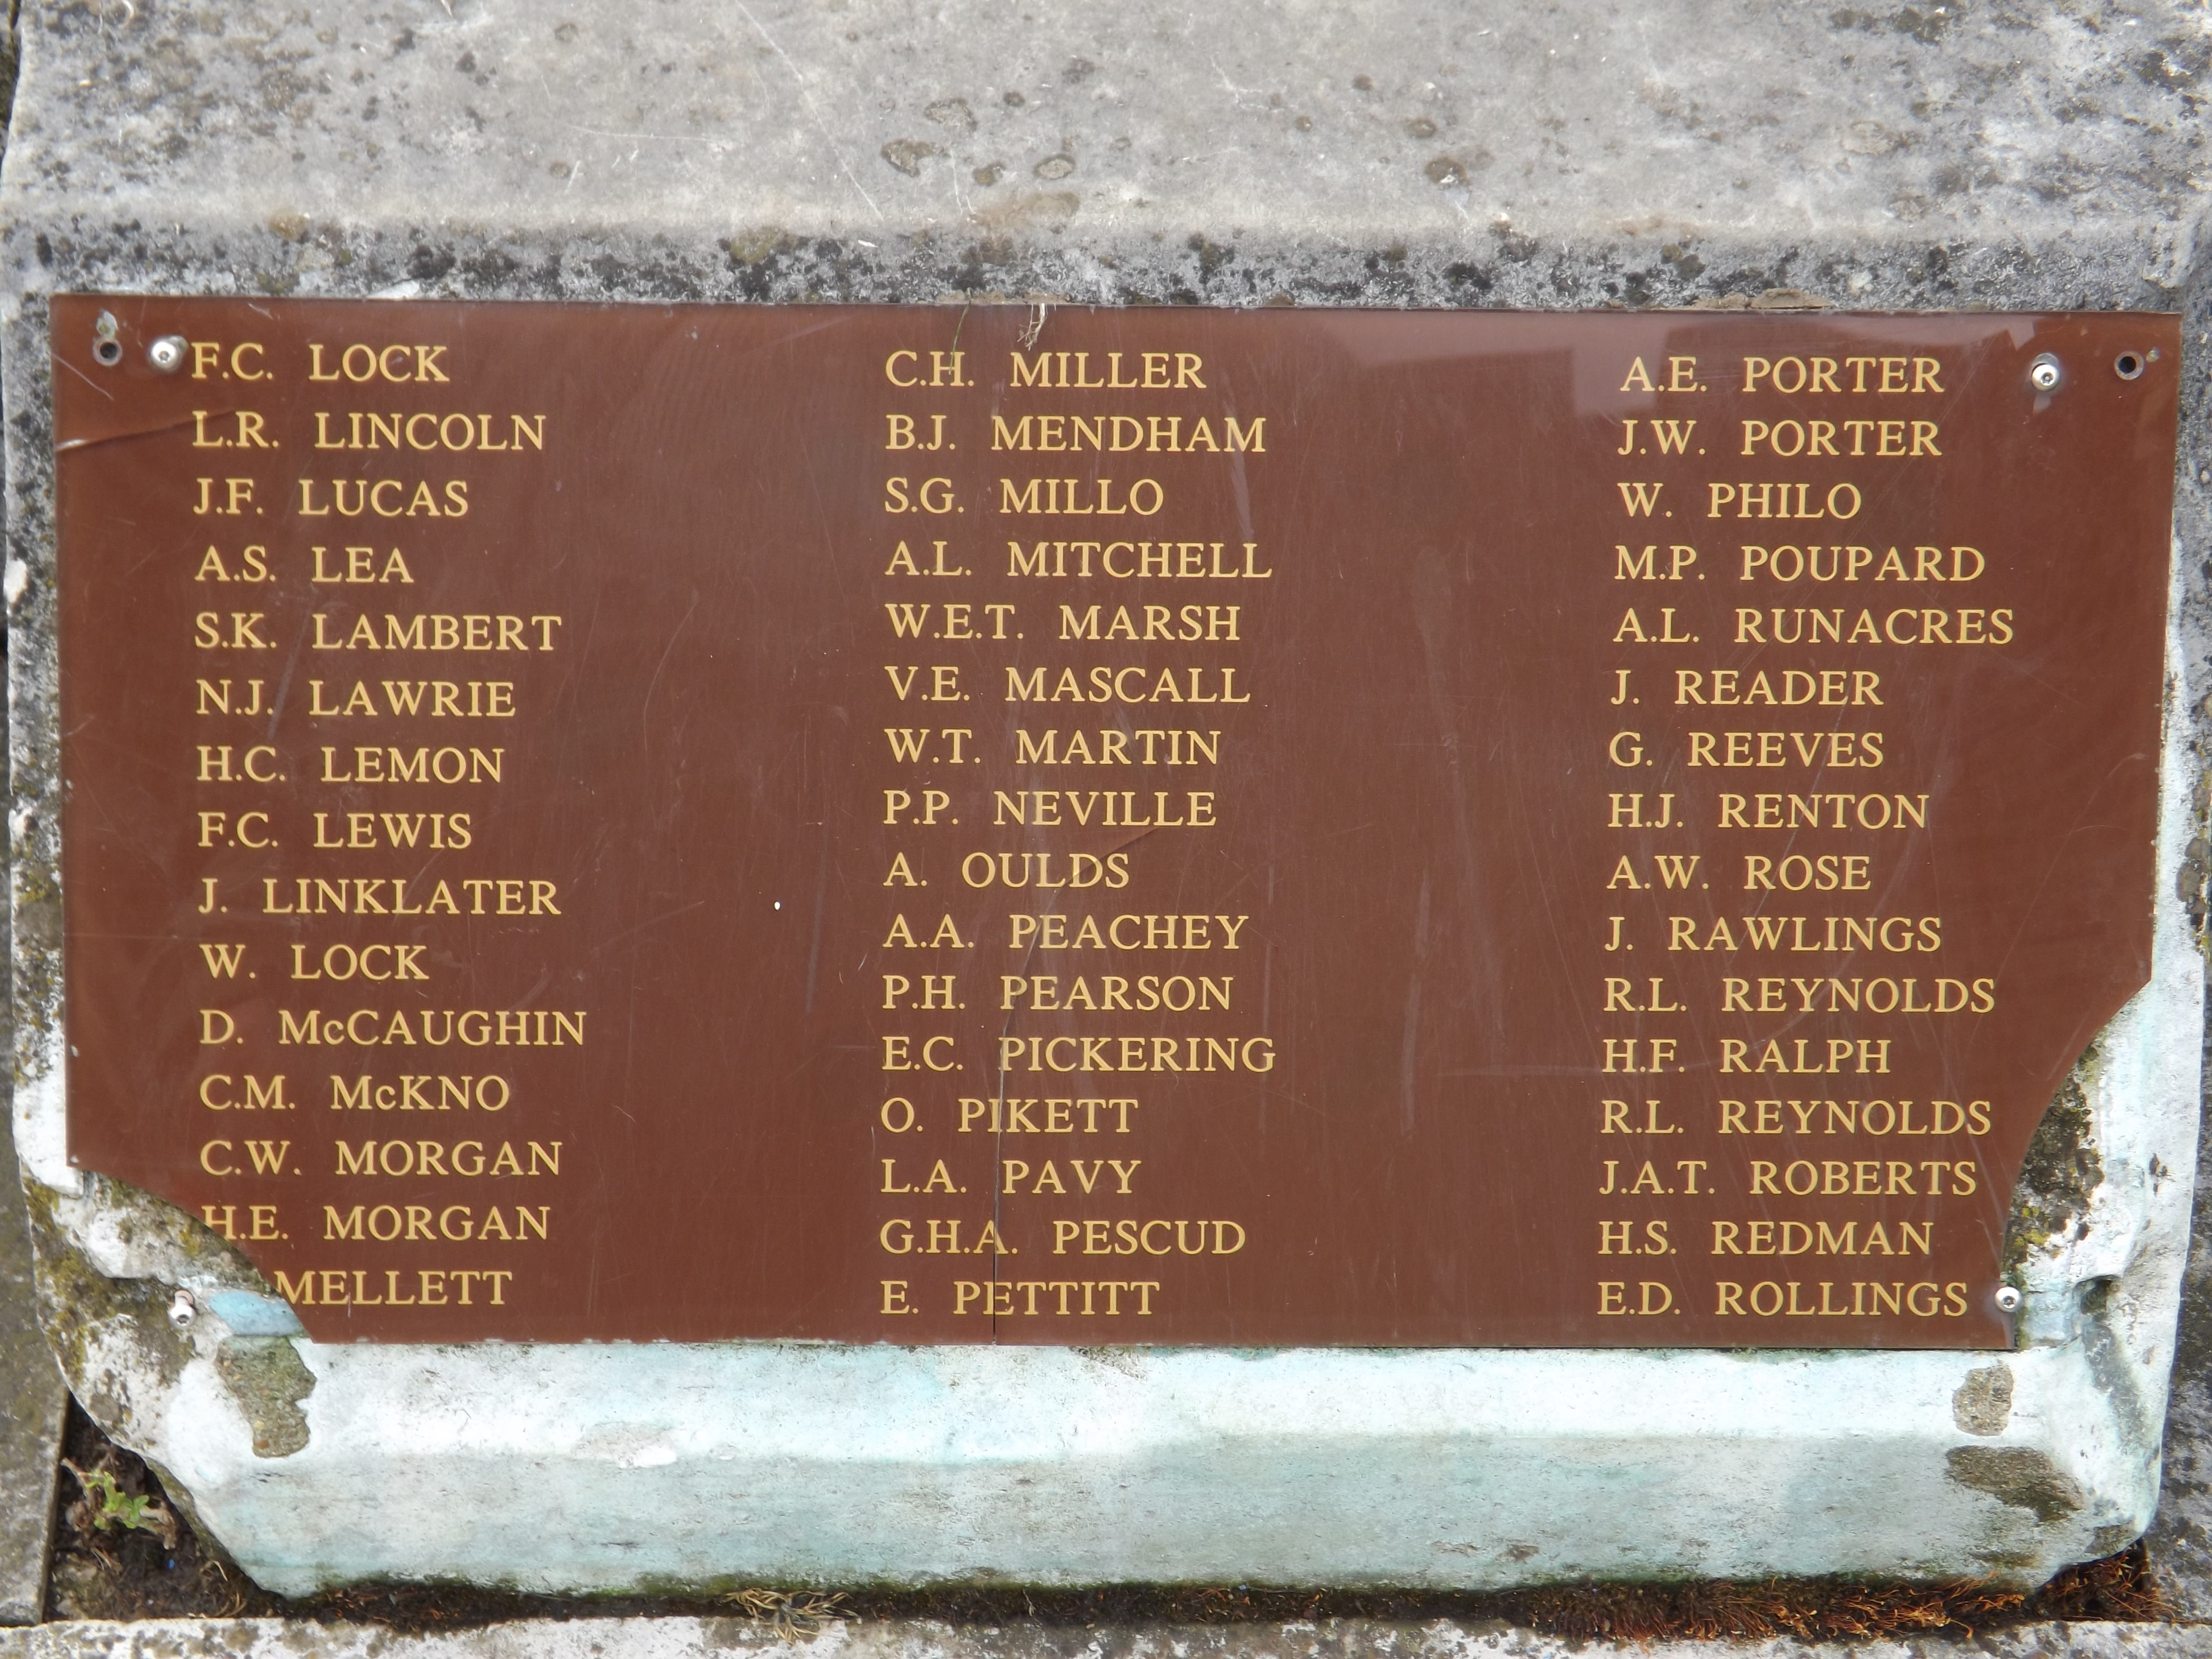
left=7, top=0, right=2212, bottom=1606
left=0, top=0, right=2205, bottom=311
left=2143, top=181, right=2212, bottom=1617
left=0, top=1623, right=2206, bottom=1659
left=0, top=7, right=62, bottom=1628
left=0, top=1108, right=61, bottom=1627
left=0, top=61, right=55, bottom=1595
left=2151, top=1030, right=2212, bottom=1614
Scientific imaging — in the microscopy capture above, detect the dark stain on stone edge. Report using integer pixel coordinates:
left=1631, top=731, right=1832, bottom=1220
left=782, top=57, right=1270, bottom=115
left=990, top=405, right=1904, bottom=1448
left=1947, top=1445, right=2086, bottom=1525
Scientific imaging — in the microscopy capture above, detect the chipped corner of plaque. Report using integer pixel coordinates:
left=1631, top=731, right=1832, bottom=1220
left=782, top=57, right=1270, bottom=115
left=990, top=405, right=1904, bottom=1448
left=1993, top=564, right=2211, bottom=1359
left=2000, top=1007, right=2195, bottom=1360
left=17, top=1020, right=324, bottom=1470
left=19, top=1163, right=312, bottom=1463
left=5, top=475, right=314, bottom=1483
left=1997, top=638, right=2209, bottom=1359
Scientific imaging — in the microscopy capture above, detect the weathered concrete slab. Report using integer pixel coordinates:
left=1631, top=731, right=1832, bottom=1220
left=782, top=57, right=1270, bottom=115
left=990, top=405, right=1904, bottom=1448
left=0, top=16, right=63, bottom=1609
left=0, top=0, right=2205, bottom=310
left=2150, top=1060, right=2212, bottom=1615
left=2146, top=275, right=2212, bottom=1610
left=6, top=0, right=2212, bottom=1603
left=0, top=1085, right=62, bottom=1625
left=2, top=1622, right=2208, bottom=1659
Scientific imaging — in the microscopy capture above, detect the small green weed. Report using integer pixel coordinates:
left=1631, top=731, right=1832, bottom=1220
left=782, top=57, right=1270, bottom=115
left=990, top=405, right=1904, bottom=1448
left=61, top=1459, right=180, bottom=1551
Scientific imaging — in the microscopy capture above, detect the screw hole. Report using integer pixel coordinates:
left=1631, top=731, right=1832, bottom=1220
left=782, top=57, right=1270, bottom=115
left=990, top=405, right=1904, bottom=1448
left=91, top=338, right=122, bottom=367
left=2116, top=351, right=2145, bottom=381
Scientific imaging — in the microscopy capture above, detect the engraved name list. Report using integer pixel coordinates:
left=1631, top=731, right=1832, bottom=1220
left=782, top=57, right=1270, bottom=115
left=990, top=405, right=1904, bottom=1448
left=48, top=301, right=2176, bottom=1345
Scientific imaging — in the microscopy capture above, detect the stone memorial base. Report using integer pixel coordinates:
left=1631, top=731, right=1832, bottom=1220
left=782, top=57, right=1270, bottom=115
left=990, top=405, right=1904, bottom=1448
left=0, top=1619, right=2205, bottom=1659
left=119, top=1319, right=2200, bottom=1592
left=8, top=0, right=2212, bottom=1600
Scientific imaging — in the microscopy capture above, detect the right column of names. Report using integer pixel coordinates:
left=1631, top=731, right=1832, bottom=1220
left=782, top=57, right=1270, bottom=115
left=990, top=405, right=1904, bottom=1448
left=1599, top=344, right=2000, bottom=1337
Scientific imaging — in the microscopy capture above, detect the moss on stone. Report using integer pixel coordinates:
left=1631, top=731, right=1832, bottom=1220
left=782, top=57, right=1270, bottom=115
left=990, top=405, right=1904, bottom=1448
left=2003, top=1047, right=2106, bottom=1278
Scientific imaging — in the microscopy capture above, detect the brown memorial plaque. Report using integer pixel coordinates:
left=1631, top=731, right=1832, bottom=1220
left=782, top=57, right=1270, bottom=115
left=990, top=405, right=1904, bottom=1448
left=50, top=298, right=2178, bottom=1346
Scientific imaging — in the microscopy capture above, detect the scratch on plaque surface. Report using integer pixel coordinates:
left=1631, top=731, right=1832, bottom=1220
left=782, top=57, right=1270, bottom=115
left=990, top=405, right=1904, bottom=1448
left=639, top=591, right=700, bottom=740
left=1105, top=823, right=1162, bottom=858
left=588, top=902, right=707, bottom=957
left=1401, top=869, right=1432, bottom=1134
left=57, top=413, right=215, bottom=450
left=805, top=822, right=831, bottom=1016
left=54, top=356, right=115, bottom=404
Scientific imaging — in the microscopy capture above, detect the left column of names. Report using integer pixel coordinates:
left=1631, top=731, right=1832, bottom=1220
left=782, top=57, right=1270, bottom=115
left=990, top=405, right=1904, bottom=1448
left=181, top=324, right=574, bottom=1326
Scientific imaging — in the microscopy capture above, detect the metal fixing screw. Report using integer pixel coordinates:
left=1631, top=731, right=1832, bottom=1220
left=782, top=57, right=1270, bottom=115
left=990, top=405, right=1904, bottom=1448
left=1993, top=1284, right=2023, bottom=1313
left=167, top=1288, right=197, bottom=1329
left=92, top=311, right=122, bottom=367
left=147, top=334, right=187, bottom=374
left=2027, top=353, right=2062, bottom=393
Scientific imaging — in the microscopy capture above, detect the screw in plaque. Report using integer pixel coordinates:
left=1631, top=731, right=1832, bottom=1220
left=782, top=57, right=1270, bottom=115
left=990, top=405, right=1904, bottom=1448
left=147, top=334, right=187, bottom=374
left=90, top=310, right=122, bottom=367
left=2027, top=352, right=2062, bottom=392
left=1993, top=1284, right=2023, bottom=1313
